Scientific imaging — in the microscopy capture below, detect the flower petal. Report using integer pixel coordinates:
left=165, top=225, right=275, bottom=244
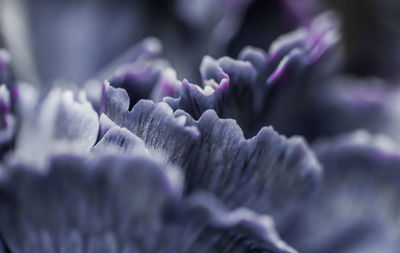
left=0, top=84, right=15, bottom=158
left=0, top=153, right=296, bottom=253
left=104, top=84, right=322, bottom=228
left=166, top=192, right=297, bottom=253
left=103, top=82, right=200, bottom=166
left=165, top=12, right=340, bottom=138
left=92, top=124, right=148, bottom=156
left=285, top=130, right=400, bottom=252
left=312, top=76, right=400, bottom=142
left=105, top=42, right=180, bottom=109
left=0, top=154, right=180, bottom=252
left=14, top=88, right=99, bottom=166
left=177, top=109, right=322, bottom=227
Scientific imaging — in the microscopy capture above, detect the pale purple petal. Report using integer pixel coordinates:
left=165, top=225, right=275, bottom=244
left=14, top=88, right=99, bottom=166
left=104, top=84, right=322, bottom=229
left=285, top=131, right=400, bottom=252
left=312, top=76, right=400, bottom=142
left=92, top=125, right=148, bottom=156
left=0, top=153, right=296, bottom=252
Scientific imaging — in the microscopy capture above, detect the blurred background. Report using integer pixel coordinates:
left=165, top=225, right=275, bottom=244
left=2, top=0, right=398, bottom=88
left=0, top=0, right=297, bottom=86
left=2, top=0, right=400, bottom=142
left=2, top=0, right=400, bottom=84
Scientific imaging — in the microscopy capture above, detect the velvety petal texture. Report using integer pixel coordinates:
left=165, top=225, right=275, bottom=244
left=92, top=120, right=148, bottom=156
left=103, top=83, right=322, bottom=229
left=0, top=153, right=296, bottom=253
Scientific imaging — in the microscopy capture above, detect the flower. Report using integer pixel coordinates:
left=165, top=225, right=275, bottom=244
left=0, top=2, right=400, bottom=252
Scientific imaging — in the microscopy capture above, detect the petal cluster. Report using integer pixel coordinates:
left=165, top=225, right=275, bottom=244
left=0, top=2, right=400, bottom=253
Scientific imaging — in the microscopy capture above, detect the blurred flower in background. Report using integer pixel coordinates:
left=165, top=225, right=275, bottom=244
left=1, top=0, right=400, bottom=252
left=0, top=0, right=306, bottom=86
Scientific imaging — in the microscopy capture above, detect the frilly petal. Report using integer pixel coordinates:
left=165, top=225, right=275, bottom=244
left=165, top=192, right=297, bottom=253
left=103, top=38, right=179, bottom=109
left=104, top=84, right=322, bottom=229
left=0, top=153, right=296, bottom=253
left=92, top=124, right=148, bottom=156
left=164, top=12, right=340, bottom=138
left=103, top=82, right=200, bottom=166
left=83, top=37, right=174, bottom=112
left=0, top=154, right=181, bottom=252
left=176, top=109, right=322, bottom=227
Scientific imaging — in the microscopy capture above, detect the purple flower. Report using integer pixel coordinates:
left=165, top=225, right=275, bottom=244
left=0, top=2, right=400, bottom=252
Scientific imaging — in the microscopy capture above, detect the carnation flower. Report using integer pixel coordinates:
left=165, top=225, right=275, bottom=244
left=0, top=2, right=400, bottom=253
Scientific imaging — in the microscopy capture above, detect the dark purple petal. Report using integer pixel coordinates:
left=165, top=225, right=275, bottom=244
left=104, top=39, right=180, bottom=109
left=149, top=67, right=181, bottom=102
left=165, top=12, right=340, bottom=138
left=82, top=37, right=169, bottom=112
